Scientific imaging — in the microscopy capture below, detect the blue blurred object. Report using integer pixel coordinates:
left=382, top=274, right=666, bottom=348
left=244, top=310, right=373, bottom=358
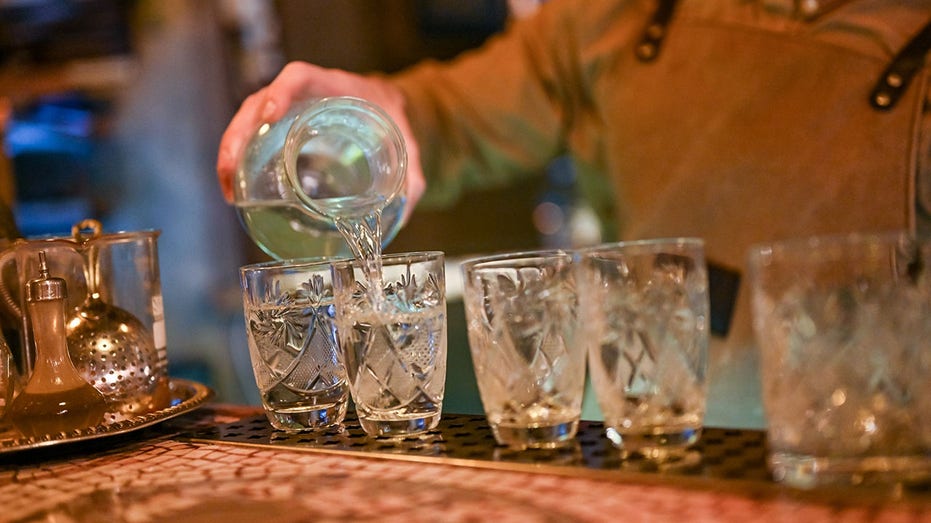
left=6, top=95, right=100, bottom=237
left=535, top=155, right=578, bottom=248
left=14, top=198, right=92, bottom=238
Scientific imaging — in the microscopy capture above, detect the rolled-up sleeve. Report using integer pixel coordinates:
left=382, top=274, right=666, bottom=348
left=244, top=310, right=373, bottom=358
left=389, top=0, right=640, bottom=209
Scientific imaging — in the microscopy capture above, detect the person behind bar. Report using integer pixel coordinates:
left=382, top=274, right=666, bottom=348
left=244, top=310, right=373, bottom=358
left=216, top=0, right=931, bottom=428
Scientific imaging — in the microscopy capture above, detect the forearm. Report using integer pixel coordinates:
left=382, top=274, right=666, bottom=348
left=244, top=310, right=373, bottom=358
left=388, top=1, right=585, bottom=208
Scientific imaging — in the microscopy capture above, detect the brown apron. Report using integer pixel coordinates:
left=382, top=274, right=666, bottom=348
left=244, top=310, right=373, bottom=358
left=596, top=1, right=931, bottom=426
left=604, top=4, right=927, bottom=323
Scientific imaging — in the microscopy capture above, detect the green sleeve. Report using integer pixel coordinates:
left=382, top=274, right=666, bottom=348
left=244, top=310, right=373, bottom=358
left=389, top=0, right=646, bottom=212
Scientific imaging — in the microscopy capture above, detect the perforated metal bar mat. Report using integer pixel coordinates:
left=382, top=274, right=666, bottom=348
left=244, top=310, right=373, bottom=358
left=184, top=411, right=773, bottom=486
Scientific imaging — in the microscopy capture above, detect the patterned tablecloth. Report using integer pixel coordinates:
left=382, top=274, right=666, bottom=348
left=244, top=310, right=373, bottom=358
left=0, top=402, right=928, bottom=522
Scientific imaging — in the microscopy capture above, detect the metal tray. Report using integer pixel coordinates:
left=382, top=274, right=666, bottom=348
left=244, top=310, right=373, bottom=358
left=0, top=378, right=213, bottom=454
left=185, top=412, right=931, bottom=504
left=187, top=411, right=772, bottom=485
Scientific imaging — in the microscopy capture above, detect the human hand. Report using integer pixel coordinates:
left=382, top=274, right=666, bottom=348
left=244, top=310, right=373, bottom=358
left=216, top=61, right=424, bottom=221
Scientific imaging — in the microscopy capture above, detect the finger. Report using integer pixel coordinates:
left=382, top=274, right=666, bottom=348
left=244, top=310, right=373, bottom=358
left=217, top=64, right=330, bottom=203
left=217, top=90, right=268, bottom=202
left=265, top=62, right=328, bottom=99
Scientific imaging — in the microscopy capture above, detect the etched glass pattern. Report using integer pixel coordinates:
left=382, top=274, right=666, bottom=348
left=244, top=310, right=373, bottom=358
left=463, top=251, right=585, bottom=449
left=246, top=274, right=347, bottom=415
left=334, top=253, right=447, bottom=437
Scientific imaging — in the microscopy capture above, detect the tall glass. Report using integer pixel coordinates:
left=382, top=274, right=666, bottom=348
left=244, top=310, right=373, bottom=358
left=240, top=257, right=350, bottom=431
left=331, top=251, right=447, bottom=438
left=461, top=250, right=585, bottom=449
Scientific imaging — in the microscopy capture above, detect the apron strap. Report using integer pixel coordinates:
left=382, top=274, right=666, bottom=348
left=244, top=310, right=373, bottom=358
left=870, top=19, right=931, bottom=111
left=635, top=0, right=679, bottom=62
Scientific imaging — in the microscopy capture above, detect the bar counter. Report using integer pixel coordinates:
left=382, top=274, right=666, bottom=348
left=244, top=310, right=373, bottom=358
left=1, top=394, right=929, bottom=522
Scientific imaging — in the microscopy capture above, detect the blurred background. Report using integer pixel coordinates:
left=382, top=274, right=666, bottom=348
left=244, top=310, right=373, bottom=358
left=0, top=0, right=602, bottom=410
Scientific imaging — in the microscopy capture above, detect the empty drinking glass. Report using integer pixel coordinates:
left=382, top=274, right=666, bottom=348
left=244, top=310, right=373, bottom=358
left=461, top=250, right=585, bottom=450
left=748, top=231, right=931, bottom=488
left=576, top=239, right=709, bottom=460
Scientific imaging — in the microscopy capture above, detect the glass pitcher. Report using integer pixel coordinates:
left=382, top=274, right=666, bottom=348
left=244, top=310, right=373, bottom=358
left=234, top=96, right=407, bottom=259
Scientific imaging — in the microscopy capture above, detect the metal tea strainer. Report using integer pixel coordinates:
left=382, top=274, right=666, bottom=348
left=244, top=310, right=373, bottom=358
left=66, top=219, right=163, bottom=421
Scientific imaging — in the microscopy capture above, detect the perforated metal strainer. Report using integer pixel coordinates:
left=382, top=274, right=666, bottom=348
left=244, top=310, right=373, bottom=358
left=66, top=220, right=165, bottom=422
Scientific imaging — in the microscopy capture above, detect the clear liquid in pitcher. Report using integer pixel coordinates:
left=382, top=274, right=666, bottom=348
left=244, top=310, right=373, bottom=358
left=238, top=196, right=404, bottom=260
left=234, top=96, right=407, bottom=260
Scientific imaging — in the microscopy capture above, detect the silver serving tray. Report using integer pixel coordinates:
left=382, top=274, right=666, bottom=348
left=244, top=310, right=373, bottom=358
left=0, top=378, right=213, bottom=454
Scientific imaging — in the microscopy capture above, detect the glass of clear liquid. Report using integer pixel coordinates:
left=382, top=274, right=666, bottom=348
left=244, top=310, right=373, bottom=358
left=331, top=251, right=447, bottom=438
left=240, top=256, right=351, bottom=431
